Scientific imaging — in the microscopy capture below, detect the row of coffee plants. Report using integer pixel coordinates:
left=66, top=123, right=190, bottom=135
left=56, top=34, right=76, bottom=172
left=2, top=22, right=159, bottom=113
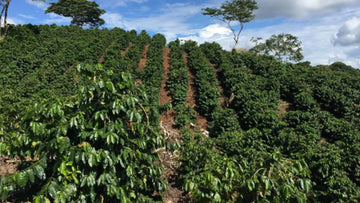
left=182, top=41, right=221, bottom=119
left=141, top=34, right=167, bottom=106
left=0, top=25, right=116, bottom=128
left=204, top=44, right=360, bottom=201
left=0, top=64, right=166, bottom=202
left=0, top=25, right=167, bottom=202
left=178, top=41, right=312, bottom=202
left=166, top=40, right=189, bottom=107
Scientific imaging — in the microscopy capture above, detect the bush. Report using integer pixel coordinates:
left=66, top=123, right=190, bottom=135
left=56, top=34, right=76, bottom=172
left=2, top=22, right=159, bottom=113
left=0, top=64, right=165, bottom=202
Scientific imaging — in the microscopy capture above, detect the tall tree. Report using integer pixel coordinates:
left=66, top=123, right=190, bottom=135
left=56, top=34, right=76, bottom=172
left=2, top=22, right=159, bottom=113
left=0, top=0, right=11, bottom=40
left=202, top=0, right=258, bottom=49
left=250, top=33, right=304, bottom=62
left=46, top=0, right=105, bottom=27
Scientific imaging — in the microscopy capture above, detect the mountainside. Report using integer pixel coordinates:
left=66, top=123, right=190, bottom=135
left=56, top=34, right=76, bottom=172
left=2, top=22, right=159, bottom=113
left=1, top=25, right=360, bottom=202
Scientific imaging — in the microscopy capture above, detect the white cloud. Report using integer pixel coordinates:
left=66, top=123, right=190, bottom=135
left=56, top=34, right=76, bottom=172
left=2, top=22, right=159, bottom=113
left=43, top=13, right=71, bottom=25
left=103, top=3, right=203, bottom=40
left=179, top=8, right=360, bottom=68
left=5, top=17, right=24, bottom=25
left=99, top=0, right=148, bottom=8
left=255, top=0, right=358, bottom=19
left=179, top=24, right=234, bottom=50
left=333, top=17, right=360, bottom=46
left=85, top=0, right=360, bottom=68
left=115, top=0, right=148, bottom=7
left=18, top=14, right=36, bottom=20
left=102, top=12, right=128, bottom=28
left=25, top=0, right=47, bottom=10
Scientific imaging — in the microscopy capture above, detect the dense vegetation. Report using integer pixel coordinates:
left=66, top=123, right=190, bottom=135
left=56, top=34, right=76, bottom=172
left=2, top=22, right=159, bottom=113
left=1, top=25, right=360, bottom=202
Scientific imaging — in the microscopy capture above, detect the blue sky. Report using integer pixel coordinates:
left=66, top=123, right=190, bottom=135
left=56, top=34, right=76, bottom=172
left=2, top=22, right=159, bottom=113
left=6, top=0, right=360, bottom=68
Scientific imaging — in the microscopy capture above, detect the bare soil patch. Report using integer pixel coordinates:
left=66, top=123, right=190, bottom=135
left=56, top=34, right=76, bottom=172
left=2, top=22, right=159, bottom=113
left=183, top=52, right=208, bottom=132
left=278, top=99, right=291, bottom=118
left=137, top=45, right=149, bottom=72
left=98, top=41, right=116, bottom=63
left=209, top=63, right=227, bottom=107
left=121, top=41, right=133, bottom=57
left=159, top=48, right=172, bottom=106
left=0, top=156, right=17, bottom=177
left=159, top=48, right=189, bottom=203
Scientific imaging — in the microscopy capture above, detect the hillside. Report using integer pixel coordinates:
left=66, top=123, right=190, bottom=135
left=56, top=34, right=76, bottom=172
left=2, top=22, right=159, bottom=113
left=1, top=25, right=360, bottom=202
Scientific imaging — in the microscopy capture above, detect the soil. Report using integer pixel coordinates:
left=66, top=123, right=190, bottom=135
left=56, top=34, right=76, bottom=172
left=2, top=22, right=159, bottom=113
left=137, top=45, right=149, bottom=72
left=98, top=41, right=116, bottom=63
left=63, top=64, right=74, bottom=76
left=159, top=47, right=189, bottom=203
left=121, top=42, right=133, bottom=57
left=278, top=99, right=291, bottom=118
left=64, top=40, right=116, bottom=75
left=159, top=48, right=172, bottom=106
left=317, top=137, right=327, bottom=145
left=209, top=63, right=227, bottom=108
left=0, top=156, right=17, bottom=177
left=184, top=52, right=208, bottom=131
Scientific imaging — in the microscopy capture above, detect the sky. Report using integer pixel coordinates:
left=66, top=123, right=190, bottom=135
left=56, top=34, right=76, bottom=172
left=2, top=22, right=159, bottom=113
left=6, top=0, right=360, bottom=68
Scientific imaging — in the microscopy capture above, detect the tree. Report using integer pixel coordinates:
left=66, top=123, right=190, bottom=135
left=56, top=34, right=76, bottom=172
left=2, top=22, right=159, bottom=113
left=0, top=0, right=11, bottom=40
left=202, top=0, right=258, bottom=49
left=250, top=33, right=304, bottom=62
left=46, top=0, right=105, bottom=27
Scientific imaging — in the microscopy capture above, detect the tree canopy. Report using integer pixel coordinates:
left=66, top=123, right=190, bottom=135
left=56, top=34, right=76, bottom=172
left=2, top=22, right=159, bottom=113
left=46, top=0, right=105, bottom=27
left=250, top=33, right=304, bottom=62
left=202, top=0, right=258, bottom=49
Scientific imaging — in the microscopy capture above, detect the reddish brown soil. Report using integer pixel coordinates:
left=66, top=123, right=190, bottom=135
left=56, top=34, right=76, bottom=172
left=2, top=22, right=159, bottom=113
left=159, top=47, right=188, bottom=203
left=98, top=41, right=116, bottom=63
left=184, top=53, right=195, bottom=108
left=121, top=41, right=133, bottom=57
left=134, top=79, right=142, bottom=87
left=63, top=64, right=74, bottom=76
left=209, top=63, right=227, bottom=107
left=278, top=99, right=291, bottom=118
left=160, top=48, right=172, bottom=106
left=137, top=45, right=149, bottom=72
left=64, top=41, right=115, bottom=75
left=0, top=156, right=17, bottom=177
left=184, top=52, right=208, bottom=131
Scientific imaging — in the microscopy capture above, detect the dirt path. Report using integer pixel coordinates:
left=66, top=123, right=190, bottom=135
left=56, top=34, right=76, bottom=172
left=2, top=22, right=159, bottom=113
left=184, top=53, right=196, bottom=108
left=159, top=48, right=188, bottom=203
left=278, top=99, right=291, bottom=118
left=63, top=40, right=115, bottom=75
left=209, top=62, right=227, bottom=108
left=184, top=53, right=208, bottom=131
left=98, top=41, right=116, bottom=63
left=137, top=45, right=149, bottom=72
left=121, top=41, right=133, bottom=57
left=160, top=48, right=172, bottom=106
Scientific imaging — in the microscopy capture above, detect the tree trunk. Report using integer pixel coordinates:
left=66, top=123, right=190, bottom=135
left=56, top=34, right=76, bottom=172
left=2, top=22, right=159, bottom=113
left=0, top=0, right=11, bottom=40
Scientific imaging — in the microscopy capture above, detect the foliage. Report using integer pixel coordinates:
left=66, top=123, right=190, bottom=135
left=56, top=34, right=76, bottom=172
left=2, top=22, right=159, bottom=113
left=186, top=40, right=360, bottom=202
left=46, top=0, right=105, bottom=27
left=167, top=40, right=188, bottom=106
left=183, top=40, right=222, bottom=118
left=250, top=33, right=304, bottom=62
left=0, top=64, right=165, bottom=202
left=202, top=0, right=258, bottom=48
left=1, top=25, right=360, bottom=202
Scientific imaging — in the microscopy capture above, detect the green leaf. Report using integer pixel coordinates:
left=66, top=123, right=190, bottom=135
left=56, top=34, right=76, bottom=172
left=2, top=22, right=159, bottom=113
left=126, top=166, right=133, bottom=177
left=27, top=169, right=35, bottom=183
left=16, top=171, right=28, bottom=187
left=48, top=182, right=57, bottom=199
